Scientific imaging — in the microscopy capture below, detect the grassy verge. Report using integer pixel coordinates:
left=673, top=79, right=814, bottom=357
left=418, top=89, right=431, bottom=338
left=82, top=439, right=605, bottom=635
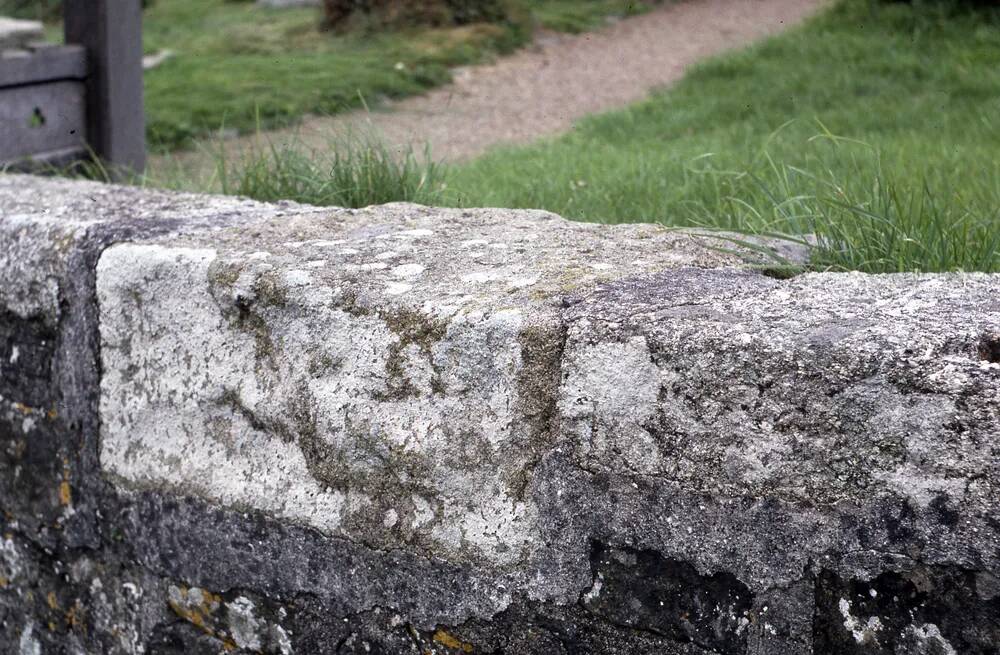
left=213, top=131, right=446, bottom=208
left=138, top=0, right=654, bottom=151
left=441, top=0, right=1000, bottom=272
left=532, top=0, right=656, bottom=32
left=141, top=0, right=524, bottom=151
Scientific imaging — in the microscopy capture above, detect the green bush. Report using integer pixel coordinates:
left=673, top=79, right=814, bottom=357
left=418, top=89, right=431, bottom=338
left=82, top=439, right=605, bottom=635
left=321, top=0, right=519, bottom=30
left=0, top=0, right=154, bottom=20
left=0, top=0, right=60, bottom=20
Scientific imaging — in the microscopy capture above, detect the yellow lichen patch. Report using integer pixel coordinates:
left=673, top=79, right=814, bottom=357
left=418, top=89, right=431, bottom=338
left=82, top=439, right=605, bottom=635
left=47, top=407, right=58, bottom=421
left=168, top=586, right=229, bottom=644
left=46, top=591, right=59, bottom=610
left=12, top=402, right=32, bottom=415
left=169, top=602, right=205, bottom=630
left=65, top=601, right=84, bottom=631
left=0, top=576, right=8, bottom=588
left=169, top=600, right=209, bottom=630
left=433, top=629, right=473, bottom=653
left=200, top=589, right=223, bottom=609
left=59, top=460, right=72, bottom=507
left=59, top=481, right=72, bottom=506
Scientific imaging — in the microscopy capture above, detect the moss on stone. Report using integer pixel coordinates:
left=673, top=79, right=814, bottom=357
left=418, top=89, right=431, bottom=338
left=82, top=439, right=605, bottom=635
left=375, top=308, right=448, bottom=401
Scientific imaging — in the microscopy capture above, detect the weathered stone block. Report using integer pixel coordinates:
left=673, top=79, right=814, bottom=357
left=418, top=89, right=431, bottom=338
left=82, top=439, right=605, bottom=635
left=1, top=173, right=998, bottom=654
left=556, top=268, right=1000, bottom=653
left=95, top=203, right=737, bottom=573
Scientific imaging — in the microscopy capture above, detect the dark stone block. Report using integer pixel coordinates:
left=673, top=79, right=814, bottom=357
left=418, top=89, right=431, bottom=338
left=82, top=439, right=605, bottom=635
left=582, top=542, right=753, bottom=655
left=814, top=567, right=1000, bottom=654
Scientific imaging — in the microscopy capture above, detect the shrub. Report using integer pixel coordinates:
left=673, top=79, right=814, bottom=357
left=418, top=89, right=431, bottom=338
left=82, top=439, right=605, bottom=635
left=321, top=0, right=517, bottom=30
left=0, top=0, right=61, bottom=20
left=0, top=0, right=154, bottom=20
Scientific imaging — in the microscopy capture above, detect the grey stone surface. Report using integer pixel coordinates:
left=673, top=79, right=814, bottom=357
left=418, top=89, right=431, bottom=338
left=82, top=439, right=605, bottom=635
left=2, top=173, right=999, bottom=654
left=96, top=202, right=743, bottom=575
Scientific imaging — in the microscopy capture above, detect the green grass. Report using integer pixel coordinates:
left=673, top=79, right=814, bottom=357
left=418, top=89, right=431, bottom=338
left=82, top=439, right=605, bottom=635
left=138, top=0, right=651, bottom=151
left=34, top=128, right=446, bottom=210
left=441, top=0, right=1000, bottom=272
left=213, top=130, right=446, bottom=208
left=532, top=0, right=656, bottom=33
left=141, top=0, right=530, bottom=151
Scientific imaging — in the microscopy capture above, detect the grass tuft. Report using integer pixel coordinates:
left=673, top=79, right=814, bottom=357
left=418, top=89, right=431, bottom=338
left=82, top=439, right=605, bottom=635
left=675, top=137, right=1000, bottom=273
left=212, top=131, right=446, bottom=208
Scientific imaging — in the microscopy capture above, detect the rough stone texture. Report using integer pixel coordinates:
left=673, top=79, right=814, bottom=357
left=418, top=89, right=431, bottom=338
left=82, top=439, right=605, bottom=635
left=96, top=200, right=741, bottom=576
left=2, top=173, right=999, bottom=654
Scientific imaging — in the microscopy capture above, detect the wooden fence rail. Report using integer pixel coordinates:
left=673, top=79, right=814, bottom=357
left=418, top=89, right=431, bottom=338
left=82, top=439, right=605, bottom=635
left=0, top=0, right=145, bottom=175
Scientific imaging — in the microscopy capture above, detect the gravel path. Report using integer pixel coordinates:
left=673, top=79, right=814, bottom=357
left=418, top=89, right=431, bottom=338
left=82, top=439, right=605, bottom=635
left=155, top=0, right=828, bottom=181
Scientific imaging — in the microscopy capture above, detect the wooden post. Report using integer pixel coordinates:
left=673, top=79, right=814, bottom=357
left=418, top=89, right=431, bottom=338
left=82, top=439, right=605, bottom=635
left=64, top=0, right=146, bottom=176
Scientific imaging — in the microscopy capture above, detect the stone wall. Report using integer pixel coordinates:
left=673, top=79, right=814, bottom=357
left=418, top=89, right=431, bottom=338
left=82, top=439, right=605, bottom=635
left=1, top=174, right=998, bottom=654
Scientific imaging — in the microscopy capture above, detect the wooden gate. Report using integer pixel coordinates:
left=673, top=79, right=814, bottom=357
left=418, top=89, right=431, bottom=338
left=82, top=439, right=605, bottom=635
left=0, top=0, right=145, bottom=175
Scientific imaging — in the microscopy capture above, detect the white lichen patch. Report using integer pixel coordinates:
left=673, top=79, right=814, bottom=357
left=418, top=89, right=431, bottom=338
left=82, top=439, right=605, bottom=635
left=838, top=598, right=883, bottom=645
left=458, top=239, right=488, bottom=248
left=441, top=493, right=533, bottom=566
left=384, top=282, right=412, bottom=296
left=582, top=573, right=604, bottom=603
left=354, top=262, right=388, bottom=272
left=461, top=270, right=507, bottom=284
left=393, top=228, right=434, bottom=238
left=508, top=275, right=539, bottom=290
left=383, top=509, right=398, bottom=528
left=1, top=536, right=24, bottom=582
left=411, top=495, right=435, bottom=530
left=18, top=622, right=41, bottom=655
left=559, top=336, right=661, bottom=474
left=271, top=624, right=294, bottom=655
left=390, top=263, right=425, bottom=279
left=226, top=596, right=263, bottom=651
left=282, top=269, right=313, bottom=287
left=903, top=623, right=958, bottom=655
